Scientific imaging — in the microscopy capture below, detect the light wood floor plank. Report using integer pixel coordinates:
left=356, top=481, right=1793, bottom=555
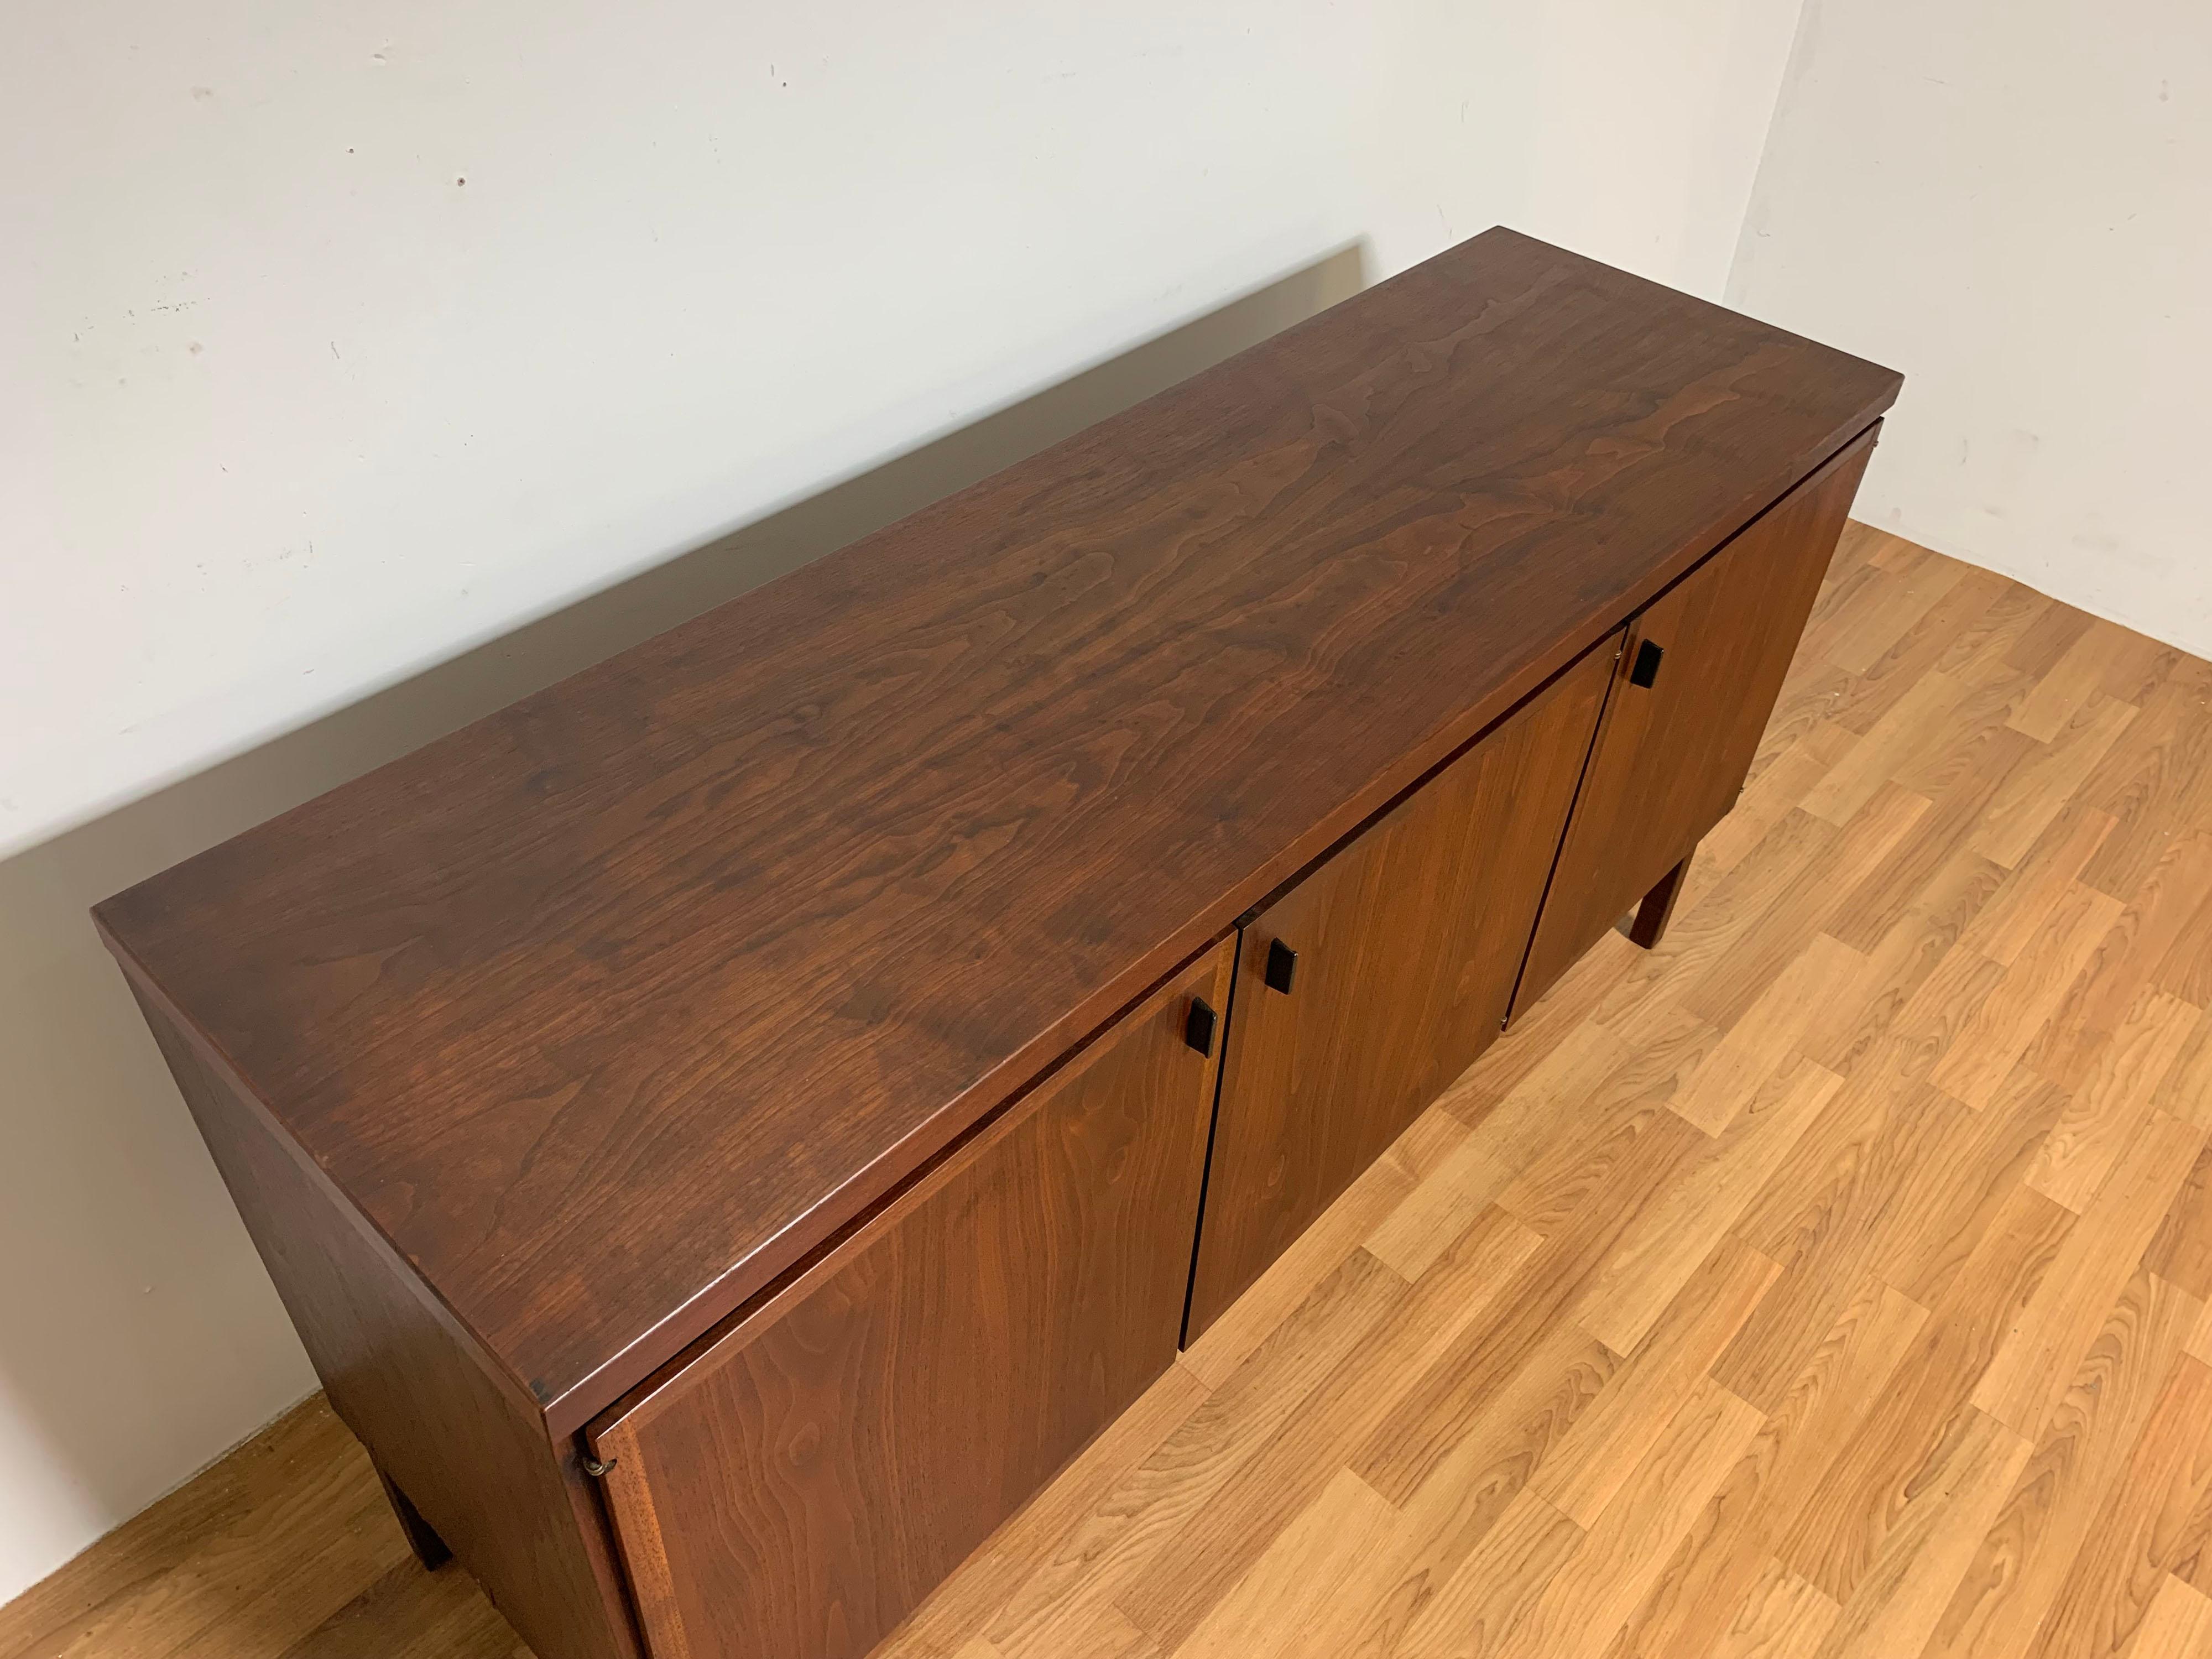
left=1532, top=1237, right=1778, bottom=1525
left=1348, top=1115, right=1710, bottom=1509
left=1921, top=1267, right=2203, bottom=1659
left=1806, top=1406, right=2033, bottom=1659
left=1667, top=939, right=1855, bottom=1136
left=1829, top=565, right=2012, bottom=738
left=1706, top=1557, right=1841, bottom=1659
left=1801, top=675, right=1968, bottom=826
left=2021, top=1354, right=2212, bottom=1658
left=1932, top=582, right=2054, bottom=686
left=1406, top=1376, right=1764, bottom=1659
left=1772, top=1180, right=2074, bottom=1603
left=1381, top=1486, right=1584, bottom=1659
left=2001, top=601, right=2096, bottom=686
left=2028, top=830, right=2212, bottom=1089
left=1170, top=1466, right=1399, bottom=1659
left=1368, top=1039, right=1629, bottom=1280
left=1682, top=784, right=1929, bottom=1030
left=2116, top=1573, right=2212, bottom=1658
left=2078, top=657, right=2212, bottom=900
left=1589, top=806, right=1839, bottom=1031
left=2144, top=1147, right=2212, bottom=1303
left=1573, top=1063, right=1833, bottom=1356
left=1493, top=1005, right=1719, bottom=1235
left=1823, top=553, right=1974, bottom=680
left=1929, top=880, right=2124, bottom=1107
left=1971, top=693, right=2136, bottom=867
left=2011, top=625, right=2121, bottom=744
left=1601, top=1275, right=1926, bottom=1659
left=1114, top=1209, right=1544, bottom=1651
left=1975, top=1111, right=2208, bottom=1438
left=1959, top=799, right=2119, bottom=965
left=1303, top=1321, right=1620, bottom=1659
left=1716, top=1062, right=2062, bottom=1414
left=1826, top=721, right=2037, bottom=953
left=2088, top=622, right=2183, bottom=709
left=1703, top=723, right=1858, bottom=875
left=1801, top=846, right=2005, bottom=1075
left=2151, top=1020, right=2212, bottom=1133
left=2023, top=988, right=2200, bottom=1212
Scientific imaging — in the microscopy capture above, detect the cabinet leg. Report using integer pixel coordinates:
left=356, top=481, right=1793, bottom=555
left=1627, top=853, right=1692, bottom=950
left=375, top=1464, right=452, bottom=1572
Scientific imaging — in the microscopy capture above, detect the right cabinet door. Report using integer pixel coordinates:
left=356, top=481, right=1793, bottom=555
left=1184, top=635, right=1616, bottom=1341
left=1511, top=425, right=1880, bottom=1018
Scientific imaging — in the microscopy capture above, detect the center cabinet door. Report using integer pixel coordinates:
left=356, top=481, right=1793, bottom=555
left=586, top=941, right=1234, bottom=1659
left=1183, top=637, right=1618, bottom=1340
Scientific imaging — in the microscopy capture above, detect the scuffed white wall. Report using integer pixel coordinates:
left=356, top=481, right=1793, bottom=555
left=1730, top=0, right=2212, bottom=653
left=2, top=0, right=1803, bottom=862
left=1, top=0, right=1806, bottom=1603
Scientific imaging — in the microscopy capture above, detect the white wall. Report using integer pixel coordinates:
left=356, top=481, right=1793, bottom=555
left=0, top=0, right=1806, bottom=1604
left=1729, top=0, right=2212, bottom=654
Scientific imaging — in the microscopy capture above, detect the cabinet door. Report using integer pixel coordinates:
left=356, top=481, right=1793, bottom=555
left=1510, top=426, right=1879, bottom=1018
left=1183, top=638, right=1616, bottom=1340
left=586, top=940, right=1233, bottom=1659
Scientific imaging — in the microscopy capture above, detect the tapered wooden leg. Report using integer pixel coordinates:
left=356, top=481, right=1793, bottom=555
left=375, top=1464, right=452, bottom=1571
left=1627, top=853, right=1692, bottom=950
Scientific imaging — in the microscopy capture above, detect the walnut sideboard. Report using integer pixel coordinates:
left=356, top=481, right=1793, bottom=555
left=95, top=228, right=1900, bottom=1659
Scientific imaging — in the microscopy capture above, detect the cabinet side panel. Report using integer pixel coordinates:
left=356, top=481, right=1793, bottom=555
left=592, top=943, right=1232, bottom=1659
left=127, top=984, right=641, bottom=1659
left=1512, top=424, right=1880, bottom=1015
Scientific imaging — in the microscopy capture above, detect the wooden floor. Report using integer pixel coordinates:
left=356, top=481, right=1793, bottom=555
left=10, top=525, right=2212, bottom=1659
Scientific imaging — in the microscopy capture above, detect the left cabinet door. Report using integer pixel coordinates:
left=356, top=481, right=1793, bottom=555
left=585, top=940, right=1233, bottom=1659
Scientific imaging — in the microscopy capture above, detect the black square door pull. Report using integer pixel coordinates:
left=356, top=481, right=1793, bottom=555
left=1629, top=639, right=1665, bottom=687
left=1264, top=939, right=1298, bottom=993
left=1184, top=997, right=1217, bottom=1056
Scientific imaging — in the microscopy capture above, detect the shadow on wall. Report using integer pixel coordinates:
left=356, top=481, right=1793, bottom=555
left=0, top=242, right=1370, bottom=1595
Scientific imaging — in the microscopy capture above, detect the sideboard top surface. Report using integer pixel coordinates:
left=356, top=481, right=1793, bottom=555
left=96, top=228, right=1900, bottom=1428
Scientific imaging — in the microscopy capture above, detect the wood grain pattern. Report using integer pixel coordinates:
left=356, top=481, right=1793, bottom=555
left=1438, top=1374, right=1766, bottom=1659
left=2116, top=1573, right=2212, bottom=1657
left=2022, top=1354, right=2212, bottom=1658
left=1512, top=427, right=1876, bottom=1016
left=1666, top=938, right=1856, bottom=1136
left=586, top=943, right=1233, bottom=1659
left=2146, top=1146, right=2212, bottom=1301
left=1119, top=1206, right=1548, bottom=1651
left=1183, top=636, right=1615, bottom=1338
left=1528, top=1236, right=1778, bottom=1526
left=1973, top=1110, right=2206, bottom=1438
left=94, top=229, right=1902, bottom=1433
left=1707, top=1558, right=1841, bottom=1659
left=28, top=525, right=2212, bottom=1659
left=1923, top=1267, right=2203, bottom=1659
left=1599, top=1276, right=1928, bottom=1659
left=1806, top=1406, right=2035, bottom=1658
